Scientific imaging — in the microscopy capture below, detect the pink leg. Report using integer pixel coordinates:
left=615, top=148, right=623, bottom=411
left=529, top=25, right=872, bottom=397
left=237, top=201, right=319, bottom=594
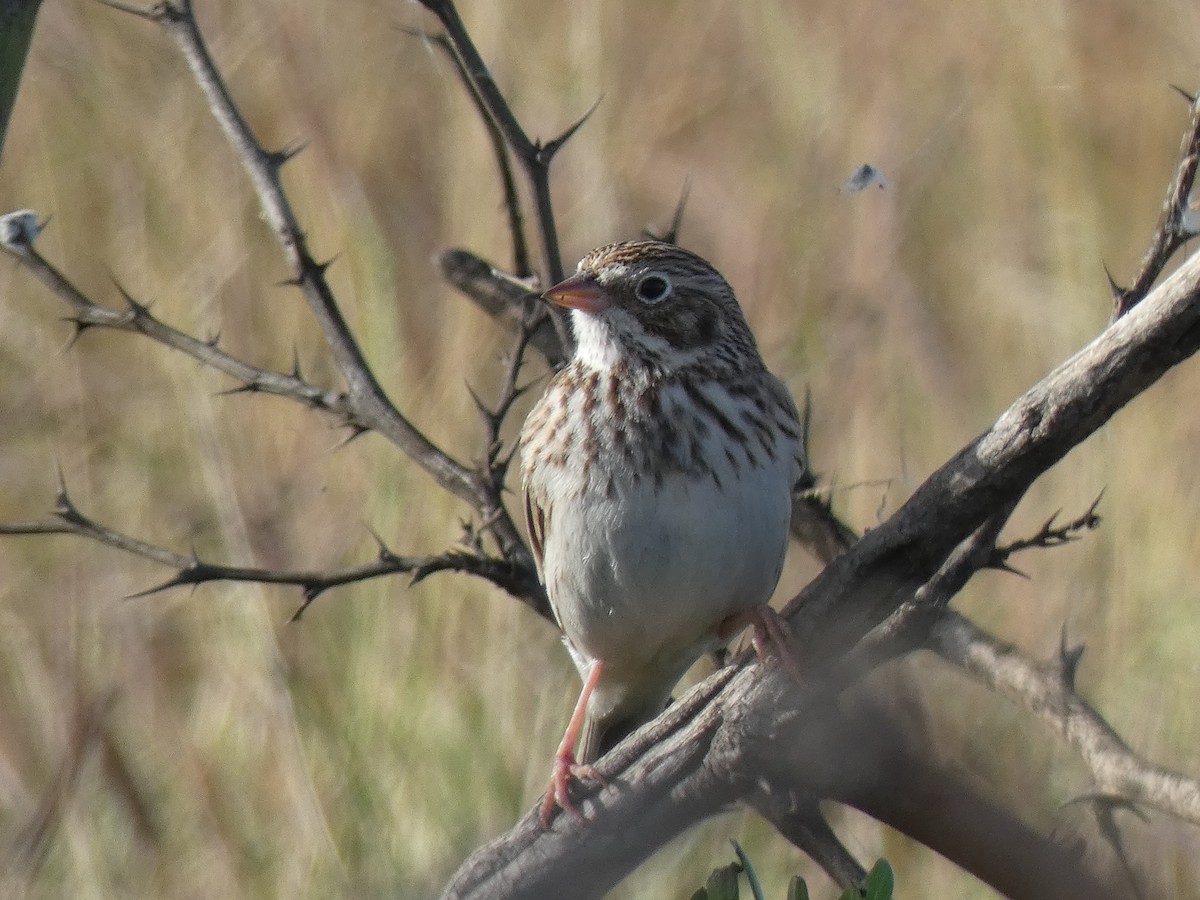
left=540, top=660, right=605, bottom=828
left=719, top=604, right=802, bottom=682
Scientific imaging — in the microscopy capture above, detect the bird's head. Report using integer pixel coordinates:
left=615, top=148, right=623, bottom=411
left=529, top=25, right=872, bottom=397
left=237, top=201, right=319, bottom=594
left=544, top=240, right=758, bottom=375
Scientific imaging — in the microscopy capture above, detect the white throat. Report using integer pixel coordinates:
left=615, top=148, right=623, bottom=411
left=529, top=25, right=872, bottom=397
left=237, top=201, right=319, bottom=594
left=571, top=309, right=623, bottom=372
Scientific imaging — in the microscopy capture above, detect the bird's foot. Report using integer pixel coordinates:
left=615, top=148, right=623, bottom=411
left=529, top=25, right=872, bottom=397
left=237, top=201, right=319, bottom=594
left=540, top=751, right=605, bottom=828
left=719, top=604, right=803, bottom=682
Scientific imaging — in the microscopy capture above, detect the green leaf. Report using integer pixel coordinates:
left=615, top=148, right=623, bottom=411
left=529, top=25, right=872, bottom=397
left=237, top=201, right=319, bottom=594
left=697, top=862, right=741, bottom=900
left=0, top=0, right=43, bottom=161
left=786, top=874, right=811, bottom=900
left=863, top=859, right=895, bottom=900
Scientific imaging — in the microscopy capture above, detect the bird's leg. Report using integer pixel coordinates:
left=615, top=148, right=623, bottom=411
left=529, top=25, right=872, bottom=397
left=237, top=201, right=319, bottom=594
left=718, top=604, right=803, bottom=682
left=541, top=659, right=605, bottom=827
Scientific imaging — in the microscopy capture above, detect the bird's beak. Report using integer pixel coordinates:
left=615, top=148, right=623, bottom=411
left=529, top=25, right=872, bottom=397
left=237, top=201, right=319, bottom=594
left=543, top=273, right=610, bottom=313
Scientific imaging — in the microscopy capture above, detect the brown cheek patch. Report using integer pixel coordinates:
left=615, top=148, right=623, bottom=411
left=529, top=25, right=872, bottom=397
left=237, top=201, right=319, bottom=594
left=644, top=301, right=721, bottom=350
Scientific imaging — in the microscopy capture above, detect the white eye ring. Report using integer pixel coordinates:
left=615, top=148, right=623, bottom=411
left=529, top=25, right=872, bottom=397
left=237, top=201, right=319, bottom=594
left=635, top=272, right=672, bottom=304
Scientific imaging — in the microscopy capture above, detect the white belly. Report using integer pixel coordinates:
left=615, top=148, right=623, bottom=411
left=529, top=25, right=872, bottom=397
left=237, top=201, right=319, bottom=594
left=541, top=449, right=793, bottom=679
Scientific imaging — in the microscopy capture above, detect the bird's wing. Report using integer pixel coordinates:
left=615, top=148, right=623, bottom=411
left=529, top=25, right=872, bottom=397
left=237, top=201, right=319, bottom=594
left=523, top=485, right=548, bottom=584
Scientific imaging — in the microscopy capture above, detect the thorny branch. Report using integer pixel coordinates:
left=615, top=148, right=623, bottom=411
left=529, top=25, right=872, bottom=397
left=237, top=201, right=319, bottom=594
left=95, top=0, right=536, bottom=571
left=404, top=28, right=531, bottom=279
left=1110, top=85, right=1200, bottom=317
left=989, top=493, right=1103, bottom=573
left=2, top=0, right=548, bottom=618
left=415, top=0, right=581, bottom=355
left=933, top=612, right=1200, bottom=827
left=0, top=475, right=538, bottom=621
left=0, top=213, right=353, bottom=420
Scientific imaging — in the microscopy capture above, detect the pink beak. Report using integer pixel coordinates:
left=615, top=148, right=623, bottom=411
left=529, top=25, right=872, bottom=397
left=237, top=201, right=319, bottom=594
left=543, top=273, right=610, bottom=314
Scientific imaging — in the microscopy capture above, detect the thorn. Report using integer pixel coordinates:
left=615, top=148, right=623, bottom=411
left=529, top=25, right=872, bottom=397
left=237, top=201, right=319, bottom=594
left=1085, top=489, right=1105, bottom=526
left=268, top=141, right=307, bottom=168
left=1170, top=83, right=1197, bottom=105
left=459, top=518, right=480, bottom=553
left=290, top=585, right=324, bottom=622
left=94, top=0, right=163, bottom=20
left=365, top=524, right=398, bottom=562
left=1040, top=509, right=1062, bottom=535
left=53, top=465, right=75, bottom=516
left=991, top=559, right=1028, bottom=579
left=112, top=280, right=150, bottom=318
left=125, top=571, right=194, bottom=600
left=61, top=317, right=93, bottom=351
left=206, top=329, right=221, bottom=348
left=333, top=425, right=370, bottom=450
left=310, top=253, right=339, bottom=277
left=542, top=95, right=603, bottom=159
left=276, top=275, right=304, bottom=288
left=290, top=346, right=303, bottom=380
left=1058, top=625, right=1085, bottom=688
left=409, top=560, right=441, bottom=586
left=664, top=178, right=691, bottom=245
left=216, top=383, right=262, bottom=397
left=1102, top=264, right=1126, bottom=304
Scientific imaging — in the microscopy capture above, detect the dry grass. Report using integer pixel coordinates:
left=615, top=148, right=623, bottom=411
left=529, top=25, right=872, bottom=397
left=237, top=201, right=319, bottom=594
left=2, top=0, right=1200, bottom=896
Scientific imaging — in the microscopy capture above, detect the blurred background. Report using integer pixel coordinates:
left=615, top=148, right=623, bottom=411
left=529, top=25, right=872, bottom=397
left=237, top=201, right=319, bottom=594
left=1, top=0, right=1199, bottom=896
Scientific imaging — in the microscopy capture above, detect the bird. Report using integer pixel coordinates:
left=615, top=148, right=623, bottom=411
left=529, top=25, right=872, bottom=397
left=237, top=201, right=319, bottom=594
left=519, top=239, right=805, bottom=826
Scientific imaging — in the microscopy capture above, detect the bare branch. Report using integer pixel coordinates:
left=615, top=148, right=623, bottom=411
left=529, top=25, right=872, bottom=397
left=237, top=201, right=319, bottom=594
left=782, top=243, right=1200, bottom=662
left=99, top=1, right=488, bottom=514
left=415, top=0, right=575, bottom=351
left=437, top=248, right=566, bottom=368
left=828, top=499, right=1020, bottom=680
left=747, top=792, right=866, bottom=891
left=406, top=28, right=531, bottom=277
left=0, top=223, right=354, bottom=419
left=449, top=233, right=1200, bottom=893
left=991, top=493, right=1103, bottom=566
left=932, top=611, right=1200, bottom=826
left=0, top=481, right=542, bottom=621
left=1112, top=90, right=1200, bottom=317
left=445, top=642, right=1125, bottom=900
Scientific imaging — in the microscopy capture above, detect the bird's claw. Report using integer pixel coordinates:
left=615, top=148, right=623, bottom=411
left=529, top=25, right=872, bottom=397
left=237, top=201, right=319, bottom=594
left=540, top=752, right=605, bottom=827
left=720, top=604, right=803, bottom=683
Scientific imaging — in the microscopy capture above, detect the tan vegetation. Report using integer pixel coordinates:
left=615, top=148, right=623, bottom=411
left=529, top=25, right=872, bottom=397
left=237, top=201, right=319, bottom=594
left=2, top=0, right=1199, bottom=896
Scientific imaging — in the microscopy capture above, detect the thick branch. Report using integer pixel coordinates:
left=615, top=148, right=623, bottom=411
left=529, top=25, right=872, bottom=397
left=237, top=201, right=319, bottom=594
left=782, top=245, right=1200, bottom=660
left=443, top=666, right=746, bottom=900
left=810, top=695, right=1126, bottom=900
left=438, top=248, right=566, bottom=368
left=446, top=234, right=1200, bottom=894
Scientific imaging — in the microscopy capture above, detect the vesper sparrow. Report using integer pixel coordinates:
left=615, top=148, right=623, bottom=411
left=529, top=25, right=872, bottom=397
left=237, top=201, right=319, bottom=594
left=520, top=240, right=805, bottom=825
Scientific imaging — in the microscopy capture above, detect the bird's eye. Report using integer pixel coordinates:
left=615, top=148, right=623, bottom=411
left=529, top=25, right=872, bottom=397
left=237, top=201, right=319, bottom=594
left=635, top=273, right=671, bottom=305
